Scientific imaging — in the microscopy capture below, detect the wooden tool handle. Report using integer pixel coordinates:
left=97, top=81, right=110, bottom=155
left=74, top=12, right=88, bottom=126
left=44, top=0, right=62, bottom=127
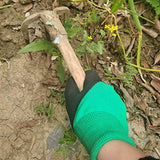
left=40, top=12, right=85, bottom=91
left=56, top=36, right=85, bottom=91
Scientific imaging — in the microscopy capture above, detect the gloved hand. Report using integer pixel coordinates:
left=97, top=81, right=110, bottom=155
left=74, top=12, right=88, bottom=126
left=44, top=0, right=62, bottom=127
left=65, top=70, right=136, bottom=160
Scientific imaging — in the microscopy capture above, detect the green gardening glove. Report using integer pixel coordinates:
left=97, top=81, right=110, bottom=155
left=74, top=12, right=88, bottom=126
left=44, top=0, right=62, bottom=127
left=65, top=70, right=136, bottom=160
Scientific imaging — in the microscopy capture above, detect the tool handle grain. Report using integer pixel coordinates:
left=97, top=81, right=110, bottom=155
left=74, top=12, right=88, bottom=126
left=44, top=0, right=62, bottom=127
left=57, top=36, right=85, bottom=91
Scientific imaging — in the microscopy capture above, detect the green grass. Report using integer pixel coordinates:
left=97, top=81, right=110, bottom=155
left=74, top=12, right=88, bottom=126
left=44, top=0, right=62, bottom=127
left=54, top=127, right=77, bottom=156
left=51, top=89, right=65, bottom=105
left=0, top=5, right=11, bottom=10
left=34, top=103, right=54, bottom=120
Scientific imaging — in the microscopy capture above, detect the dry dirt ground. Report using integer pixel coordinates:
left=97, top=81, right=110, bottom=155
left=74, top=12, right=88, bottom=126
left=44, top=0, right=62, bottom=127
left=0, top=0, right=160, bottom=160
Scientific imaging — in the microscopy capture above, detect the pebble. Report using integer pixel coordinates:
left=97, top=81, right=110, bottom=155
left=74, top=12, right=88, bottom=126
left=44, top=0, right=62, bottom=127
left=12, top=26, right=21, bottom=31
left=47, top=124, right=64, bottom=150
left=25, top=12, right=30, bottom=17
left=51, top=56, right=58, bottom=61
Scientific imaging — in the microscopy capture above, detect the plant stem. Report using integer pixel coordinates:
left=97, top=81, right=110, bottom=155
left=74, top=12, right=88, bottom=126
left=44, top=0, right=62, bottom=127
left=0, top=5, right=11, bottom=10
left=121, top=7, right=154, bottom=24
left=129, top=63, right=160, bottom=72
left=128, top=0, right=142, bottom=32
left=137, top=33, right=142, bottom=67
left=115, top=17, right=160, bottom=73
left=87, top=0, right=105, bottom=10
left=116, top=30, right=127, bottom=60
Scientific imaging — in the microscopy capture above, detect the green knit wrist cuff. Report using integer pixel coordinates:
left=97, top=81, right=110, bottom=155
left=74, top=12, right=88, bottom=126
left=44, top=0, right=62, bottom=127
left=90, top=132, right=136, bottom=160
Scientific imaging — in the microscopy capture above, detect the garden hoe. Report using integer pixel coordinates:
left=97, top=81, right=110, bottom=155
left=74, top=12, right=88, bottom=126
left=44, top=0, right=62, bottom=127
left=21, top=6, right=85, bottom=91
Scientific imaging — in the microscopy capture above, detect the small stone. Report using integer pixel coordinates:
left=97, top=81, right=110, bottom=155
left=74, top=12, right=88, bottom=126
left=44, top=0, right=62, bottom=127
left=47, top=125, right=64, bottom=150
left=25, top=12, right=30, bottom=17
left=51, top=56, right=58, bottom=61
left=12, top=26, right=21, bottom=31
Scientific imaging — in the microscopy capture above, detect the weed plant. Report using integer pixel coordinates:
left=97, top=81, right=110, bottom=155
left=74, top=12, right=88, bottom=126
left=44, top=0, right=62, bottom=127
left=54, top=127, right=77, bottom=156
left=51, top=89, right=65, bottom=105
left=34, top=103, right=54, bottom=120
left=103, top=64, right=138, bottom=88
left=70, top=0, right=160, bottom=72
left=18, top=0, right=160, bottom=78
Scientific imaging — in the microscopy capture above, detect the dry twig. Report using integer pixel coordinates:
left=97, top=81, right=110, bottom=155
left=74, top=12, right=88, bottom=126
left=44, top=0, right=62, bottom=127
left=142, top=26, right=158, bottom=38
left=126, top=37, right=135, bottom=57
left=154, top=148, right=160, bottom=158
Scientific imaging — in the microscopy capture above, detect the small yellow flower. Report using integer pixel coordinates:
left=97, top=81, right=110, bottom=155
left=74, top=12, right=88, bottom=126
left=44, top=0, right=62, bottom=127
left=88, top=36, right=92, bottom=40
left=105, top=24, right=118, bottom=33
left=110, top=25, right=118, bottom=32
left=105, top=24, right=110, bottom=29
left=114, top=25, right=118, bottom=30
left=112, top=33, right=116, bottom=37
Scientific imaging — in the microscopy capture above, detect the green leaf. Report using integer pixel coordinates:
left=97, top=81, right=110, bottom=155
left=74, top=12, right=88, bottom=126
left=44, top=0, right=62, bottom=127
left=67, top=28, right=81, bottom=38
left=90, top=42, right=97, bottom=49
left=146, top=0, right=160, bottom=15
left=155, top=7, right=160, bottom=15
left=48, top=103, right=53, bottom=119
left=83, top=30, right=88, bottom=41
left=86, top=45, right=94, bottom=55
left=89, top=9, right=100, bottom=23
left=146, top=0, right=160, bottom=8
left=100, top=29, right=106, bottom=37
left=64, top=18, right=81, bottom=38
left=76, top=45, right=86, bottom=56
left=87, top=42, right=97, bottom=55
left=56, top=59, right=65, bottom=83
left=43, top=104, right=48, bottom=115
left=97, top=41, right=104, bottom=55
left=80, top=31, right=88, bottom=46
left=17, top=40, right=54, bottom=54
left=64, top=18, right=73, bottom=31
left=50, top=51, right=60, bottom=56
left=111, top=0, right=124, bottom=13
